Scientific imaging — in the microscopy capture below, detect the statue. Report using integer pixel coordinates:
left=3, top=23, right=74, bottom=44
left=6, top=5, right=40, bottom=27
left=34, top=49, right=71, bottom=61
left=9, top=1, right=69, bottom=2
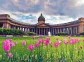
left=48, top=31, right=51, bottom=36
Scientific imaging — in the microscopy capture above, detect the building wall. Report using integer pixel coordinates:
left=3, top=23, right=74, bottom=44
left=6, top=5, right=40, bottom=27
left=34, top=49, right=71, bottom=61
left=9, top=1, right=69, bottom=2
left=0, top=14, right=84, bottom=35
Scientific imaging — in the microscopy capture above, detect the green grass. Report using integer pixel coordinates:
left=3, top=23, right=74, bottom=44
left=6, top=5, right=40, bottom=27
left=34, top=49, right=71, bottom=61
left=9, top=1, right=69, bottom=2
left=0, top=36, right=84, bottom=62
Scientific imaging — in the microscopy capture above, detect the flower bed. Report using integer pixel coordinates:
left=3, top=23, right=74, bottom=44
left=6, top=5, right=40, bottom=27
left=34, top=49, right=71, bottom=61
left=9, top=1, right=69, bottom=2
left=0, top=36, right=84, bottom=62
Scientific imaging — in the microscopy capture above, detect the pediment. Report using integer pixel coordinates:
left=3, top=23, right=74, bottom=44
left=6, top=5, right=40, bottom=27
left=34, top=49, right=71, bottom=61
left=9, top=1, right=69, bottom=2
left=36, top=23, right=50, bottom=27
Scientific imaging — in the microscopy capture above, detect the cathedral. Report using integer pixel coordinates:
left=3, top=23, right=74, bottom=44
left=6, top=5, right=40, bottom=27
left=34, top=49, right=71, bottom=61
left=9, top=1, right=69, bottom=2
left=0, top=14, right=84, bottom=35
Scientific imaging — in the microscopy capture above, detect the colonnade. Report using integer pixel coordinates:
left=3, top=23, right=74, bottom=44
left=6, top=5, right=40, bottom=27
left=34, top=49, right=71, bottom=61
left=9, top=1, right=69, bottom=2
left=11, top=26, right=29, bottom=32
left=30, top=26, right=78, bottom=35
left=1, top=23, right=79, bottom=35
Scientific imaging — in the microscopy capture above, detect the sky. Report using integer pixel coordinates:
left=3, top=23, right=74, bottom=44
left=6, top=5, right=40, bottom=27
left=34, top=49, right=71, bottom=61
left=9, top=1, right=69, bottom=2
left=0, top=0, right=84, bottom=24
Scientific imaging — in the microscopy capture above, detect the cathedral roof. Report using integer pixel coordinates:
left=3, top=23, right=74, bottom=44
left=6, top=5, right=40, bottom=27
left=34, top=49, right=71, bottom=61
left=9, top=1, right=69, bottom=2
left=38, top=13, right=45, bottom=21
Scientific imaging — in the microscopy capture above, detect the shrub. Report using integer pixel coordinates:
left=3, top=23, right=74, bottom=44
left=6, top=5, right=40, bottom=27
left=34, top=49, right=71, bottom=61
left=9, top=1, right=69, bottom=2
left=56, top=32, right=68, bottom=36
left=27, top=32, right=36, bottom=36
left=0, top=28, right=24, bottom=35
left=79, top=32, right=84, bottom=35
left=0, top=28, right=3, bottom=35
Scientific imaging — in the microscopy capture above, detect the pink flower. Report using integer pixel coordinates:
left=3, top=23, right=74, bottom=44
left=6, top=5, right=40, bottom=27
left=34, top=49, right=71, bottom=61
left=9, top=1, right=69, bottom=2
left=3, top=39, right=11, bottom=52
left=76, top=38, right=80, bottom=43
left=46, top=37, right=50, bottom=40
left=44, top=38, right=51, bottom=46
left=8, top=52, right=13, bottom=58
left=28, top=44, right=35, bottom=51
left=35, top=43, right=40, bottom=48
left=3, top=39, right=16, bottom=52
left=64, top=40, right=68, bottom=45
left=38, top=39, right=44, bottom=44
left=11, top=42, right=16, bottom=47
left=54, top=41, right=61, bottom=48
left=22, top=41, right=27, bottom=46
left=70, top=38, right=79, bottom=45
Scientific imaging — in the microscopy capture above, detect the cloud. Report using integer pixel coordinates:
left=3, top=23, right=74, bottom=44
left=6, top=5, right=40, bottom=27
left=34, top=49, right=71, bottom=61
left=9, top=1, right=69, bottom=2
left=0, top=0, right=84, bottom=24
left=44, top=15, right=74, bottom=24
left=74, top=0, right=84, bottom=7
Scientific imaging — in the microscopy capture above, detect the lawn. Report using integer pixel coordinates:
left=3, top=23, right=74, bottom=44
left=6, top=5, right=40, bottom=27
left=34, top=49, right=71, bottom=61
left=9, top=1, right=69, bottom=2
left=0, top=36, right=84, bottom=62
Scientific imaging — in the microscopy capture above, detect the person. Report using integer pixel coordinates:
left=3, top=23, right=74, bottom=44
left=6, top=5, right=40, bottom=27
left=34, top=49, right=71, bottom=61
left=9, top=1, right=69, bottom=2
left=48, top=31, right=51, bottom=36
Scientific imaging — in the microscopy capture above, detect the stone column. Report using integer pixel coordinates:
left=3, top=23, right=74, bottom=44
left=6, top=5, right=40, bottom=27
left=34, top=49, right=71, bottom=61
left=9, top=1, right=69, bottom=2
left=45, top=28, right=46, bottom=35
left=3, top=22, right=11, bottom=29
left=56, top=28, right=57, bottom=34
left=38, top=28, right=39, bottom=35
left=39, top=28, right=40, bottom=35
left=42, top=28, right=44, bottom=35
left=60, top=28, right=61, bottom=33
left=58, top=28, right=60, bottom=33
left=51, top=28, right=54, bottom=35
left=27, top=28, right=28, bottom=32
left=55, top=28, right=57, bottom=34
left=59, top=28, right=60, bottom=33
left=38, top=28, right=40, bottom=35
left=32, top=28, right=33, bottom=32
left=14, top=26, right=16, bottom=29
left=54, top=28, right=56, bottom=35
left=36, top=28, right=37, bottom=35
left=54, top=28, right=55, bottom=35
left=33, top=28, right=34, bottom=32
left=20, top=27, right=22, bottom=30
left=76, top=27, right=78, bottom=35
left=44, top=28, right=45, bottom=35
left=77, top=26, right=78, bottom=34
left=67, top=28, right=69, bottom=34
left=24, top=28, right=25, bottom=32
left=57, top=28, right=58, bottom=33
left=25, top=28, right=26, bottom=32
left=22, top=28, right=24, bottom=31
left=25, top=28, right=27, bottom=32
left=71, top=27, right=72, bottom=35
left=18, top=27, right=19, bottom=30
left=53, top=28, right=54, bottom=35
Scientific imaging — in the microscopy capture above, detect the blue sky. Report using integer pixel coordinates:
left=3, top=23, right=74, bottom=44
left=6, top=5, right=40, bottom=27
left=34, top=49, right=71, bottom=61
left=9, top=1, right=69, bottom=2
left=0, top=0, right=84, bottom=24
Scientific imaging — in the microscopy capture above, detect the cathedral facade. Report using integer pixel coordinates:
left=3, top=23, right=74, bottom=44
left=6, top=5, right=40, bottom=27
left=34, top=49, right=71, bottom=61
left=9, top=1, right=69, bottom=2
left=0, top=14, right=84, bottom=35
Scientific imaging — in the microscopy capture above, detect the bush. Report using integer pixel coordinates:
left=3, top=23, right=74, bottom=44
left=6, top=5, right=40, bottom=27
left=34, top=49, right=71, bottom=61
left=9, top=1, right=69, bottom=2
left=0, top=28, right=24, bottom=35
left=11, top=29, right=24, bottom=35
left=27, top=32, right=36, bottom=36
left=56, top=32, right=68, bottom=36
left=79, top=32, right=84, bottom=35
left=0, top=28, right=3, bottom=35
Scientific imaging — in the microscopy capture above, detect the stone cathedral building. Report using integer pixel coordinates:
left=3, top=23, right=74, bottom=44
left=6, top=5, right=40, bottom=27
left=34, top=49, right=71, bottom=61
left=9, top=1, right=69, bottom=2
left=0, top=14, right=84, bottom=35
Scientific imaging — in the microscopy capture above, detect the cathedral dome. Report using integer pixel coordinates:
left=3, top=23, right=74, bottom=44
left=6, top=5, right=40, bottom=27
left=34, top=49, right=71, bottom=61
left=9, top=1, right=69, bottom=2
left=38, top=13, right=45, bottom=21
